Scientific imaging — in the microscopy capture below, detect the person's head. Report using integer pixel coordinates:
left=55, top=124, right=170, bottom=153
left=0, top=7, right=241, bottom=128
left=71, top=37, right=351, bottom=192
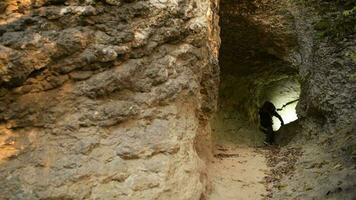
left=261, top=101, right=276, bottom=113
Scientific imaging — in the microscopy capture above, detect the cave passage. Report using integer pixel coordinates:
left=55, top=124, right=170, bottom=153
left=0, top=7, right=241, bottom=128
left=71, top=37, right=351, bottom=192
left=211, top=0, right=301, bottom=147
left=208, top=1, right=302, bottom=199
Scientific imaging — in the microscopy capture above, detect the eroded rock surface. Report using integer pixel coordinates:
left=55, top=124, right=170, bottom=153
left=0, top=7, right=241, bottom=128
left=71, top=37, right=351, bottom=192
left=0, top=0, right=220, bottom=199
left=270, top=1, right=356, bottom=199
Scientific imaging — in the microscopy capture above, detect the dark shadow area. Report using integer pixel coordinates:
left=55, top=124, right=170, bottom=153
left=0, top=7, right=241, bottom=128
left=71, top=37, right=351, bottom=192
left=275, top=120, right=301, bottom=146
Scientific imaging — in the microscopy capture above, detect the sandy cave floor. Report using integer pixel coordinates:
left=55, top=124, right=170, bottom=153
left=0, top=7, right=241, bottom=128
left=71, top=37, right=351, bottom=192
left=208, top=144, right=270, bottom=200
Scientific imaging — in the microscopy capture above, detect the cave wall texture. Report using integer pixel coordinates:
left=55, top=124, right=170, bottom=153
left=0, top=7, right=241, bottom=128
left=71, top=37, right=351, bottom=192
left=272, top=1, right=356, bottom=199
left=218, top=0, right=299, bottom=125
left=292, top=1, right=356, bottom=127
left=217, top=0, right=355, bottom=128
left=0, top=0, right=220, bottom=199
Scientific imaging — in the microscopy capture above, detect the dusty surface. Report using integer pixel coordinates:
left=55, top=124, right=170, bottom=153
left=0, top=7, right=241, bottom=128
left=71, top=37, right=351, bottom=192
left=269, top=120, right=356, bottom=200
left=208, top=144, right=268, bottom=200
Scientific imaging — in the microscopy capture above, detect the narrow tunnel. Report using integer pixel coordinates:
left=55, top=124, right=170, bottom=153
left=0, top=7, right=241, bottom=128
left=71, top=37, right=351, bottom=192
left=211, top=0, right=301, bottom=147
left=208, top=1, right=356, bottom=200
left=208, top=1, right=302, bottom=199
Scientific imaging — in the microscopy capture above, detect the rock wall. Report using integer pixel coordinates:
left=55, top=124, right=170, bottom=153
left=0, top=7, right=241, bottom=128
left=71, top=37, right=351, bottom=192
left=0, top=0, right=220, bottom=199
left=271, top=1, right=356, bottom=199
left=291, top=0, right=355, bottom=127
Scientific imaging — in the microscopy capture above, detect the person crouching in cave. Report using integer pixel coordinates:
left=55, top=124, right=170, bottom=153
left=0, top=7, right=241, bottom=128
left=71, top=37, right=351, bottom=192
left=259, top=101, right=284, bottom=145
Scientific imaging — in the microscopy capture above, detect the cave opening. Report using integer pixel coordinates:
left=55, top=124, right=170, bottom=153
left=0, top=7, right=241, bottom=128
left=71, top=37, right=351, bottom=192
left=212, top=0, right=301, bottom=147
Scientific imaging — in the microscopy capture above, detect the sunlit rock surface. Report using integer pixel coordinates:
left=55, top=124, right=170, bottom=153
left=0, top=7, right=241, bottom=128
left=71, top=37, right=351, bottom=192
left=0, top=0, right=220, bottom=199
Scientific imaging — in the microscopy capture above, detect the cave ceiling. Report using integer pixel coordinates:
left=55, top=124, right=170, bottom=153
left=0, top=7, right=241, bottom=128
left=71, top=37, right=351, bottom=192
left=219, top=0, right=298, bottom=76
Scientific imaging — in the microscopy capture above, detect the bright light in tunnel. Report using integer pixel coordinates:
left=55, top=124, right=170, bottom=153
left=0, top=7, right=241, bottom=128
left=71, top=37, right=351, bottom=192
left=272, top=101, right=298, bottom=131
left=258, top=78, right=301, bottom=131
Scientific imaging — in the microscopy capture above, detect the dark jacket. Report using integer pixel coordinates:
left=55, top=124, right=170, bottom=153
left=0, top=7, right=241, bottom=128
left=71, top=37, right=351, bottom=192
left=259, top=101, right=284, bottom=128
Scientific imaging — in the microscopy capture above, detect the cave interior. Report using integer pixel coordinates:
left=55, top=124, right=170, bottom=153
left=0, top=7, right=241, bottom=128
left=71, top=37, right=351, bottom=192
left=212, top=0, right=301, bottom=146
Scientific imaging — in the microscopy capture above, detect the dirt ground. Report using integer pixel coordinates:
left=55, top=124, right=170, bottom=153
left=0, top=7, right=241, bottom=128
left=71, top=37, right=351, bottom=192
left=208, top=144, right=269, bottom=200
left=207, top=121, right=356, bottom=200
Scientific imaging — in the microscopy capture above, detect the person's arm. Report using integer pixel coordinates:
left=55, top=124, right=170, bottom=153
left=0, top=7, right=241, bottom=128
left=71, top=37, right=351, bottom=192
left=273, top=111, right=284, bottom=126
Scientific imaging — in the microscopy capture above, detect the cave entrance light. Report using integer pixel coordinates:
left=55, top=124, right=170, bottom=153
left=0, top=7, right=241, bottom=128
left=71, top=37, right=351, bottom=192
left=260, top=78, right=301, bottom=131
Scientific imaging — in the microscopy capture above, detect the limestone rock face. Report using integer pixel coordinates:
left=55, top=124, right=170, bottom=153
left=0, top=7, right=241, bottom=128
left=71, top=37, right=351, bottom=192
left=0, top=0, right=220, bottom=199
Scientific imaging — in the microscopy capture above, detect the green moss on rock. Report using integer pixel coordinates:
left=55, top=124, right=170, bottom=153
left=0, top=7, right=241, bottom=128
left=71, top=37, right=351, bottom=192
left=314, top=20, right=329, bottom=31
